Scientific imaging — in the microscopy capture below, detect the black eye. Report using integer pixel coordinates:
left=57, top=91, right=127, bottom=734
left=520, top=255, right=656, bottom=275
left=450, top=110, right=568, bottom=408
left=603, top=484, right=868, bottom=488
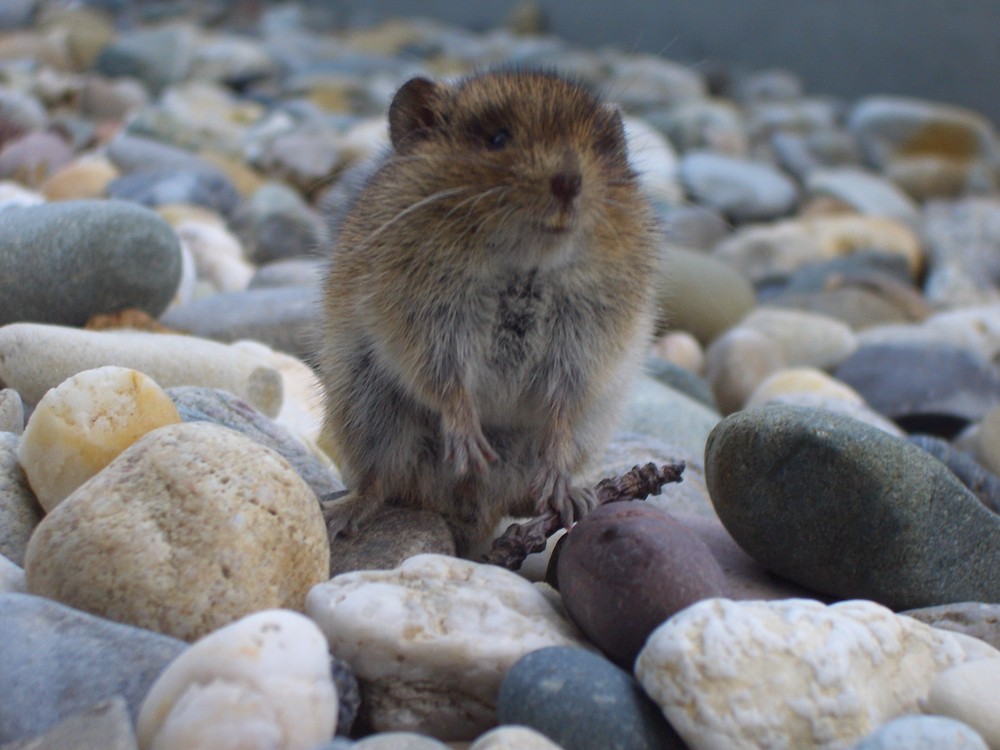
left=487, top=128, right=511, bottom=150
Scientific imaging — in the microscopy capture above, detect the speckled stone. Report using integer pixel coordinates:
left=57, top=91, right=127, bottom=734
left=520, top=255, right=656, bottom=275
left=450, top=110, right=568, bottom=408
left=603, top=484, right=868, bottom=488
left=327, top=506, right=455, bottom=576
left=902, top=602, right=1000, bottom=651
left=908, top=434, right=1000, bottom=514
left=497, top=646, right=683, bottom=750
left=0, top=201, right=182, bottom=326
left=0, top=432, right=39, bottom=566
left=705, top=405, right=1000, bottom=609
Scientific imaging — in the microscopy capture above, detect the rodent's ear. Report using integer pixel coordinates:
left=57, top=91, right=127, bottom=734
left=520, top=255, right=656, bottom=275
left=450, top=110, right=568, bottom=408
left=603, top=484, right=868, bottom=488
left=597, top=102, right=628, bottom=157
left=389, top=77, right=445, bottom=153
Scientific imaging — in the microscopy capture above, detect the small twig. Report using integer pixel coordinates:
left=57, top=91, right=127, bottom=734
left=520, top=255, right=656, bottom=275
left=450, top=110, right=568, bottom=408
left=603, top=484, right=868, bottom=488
left=483, top=461, right=685, bottom=570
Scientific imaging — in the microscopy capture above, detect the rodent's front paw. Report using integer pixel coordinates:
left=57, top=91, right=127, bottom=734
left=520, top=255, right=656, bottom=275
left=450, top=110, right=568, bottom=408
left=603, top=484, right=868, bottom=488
left=531, top=468, right=597, bottom=527
left=444, top=424, right=499, bottom=476
left=320, top=490, right=365, bottom=539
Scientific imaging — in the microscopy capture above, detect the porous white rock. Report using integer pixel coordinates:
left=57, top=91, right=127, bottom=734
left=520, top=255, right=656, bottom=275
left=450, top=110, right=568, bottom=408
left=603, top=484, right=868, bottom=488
left=924, top=659, right=1000, bottom=749
left=137, top=609, right=337, bottom=750
left=0, top=323, right=282, bottom=417
left=469, top=725, right=565, bottom=750
left=306, top=554, right=587, bottom=741
left=17, top=366, right=182, bottom=511
left=635, top=598, right=1000, bottom=750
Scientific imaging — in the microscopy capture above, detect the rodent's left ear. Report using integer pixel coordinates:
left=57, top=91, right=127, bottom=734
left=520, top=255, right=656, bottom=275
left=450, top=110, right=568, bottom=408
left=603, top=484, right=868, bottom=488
left=389, top=77, right=446, bottom=153
left=597, top=102, right=627, bottom=156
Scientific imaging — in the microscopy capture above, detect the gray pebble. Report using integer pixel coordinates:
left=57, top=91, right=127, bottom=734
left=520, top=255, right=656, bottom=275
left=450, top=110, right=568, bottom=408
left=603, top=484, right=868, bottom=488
left=852, top=715, right=987, bottom=750
left=0, top=593, right=185, bottom=744
left=0, top=432, right=40, bottom=567
left=909, top=434, right=1000, bottom=514
left=95, top=25, right=195, bottom=92
left=107, top=168, right=241, bottom=217
left=230, top=182, right=329, bottom=264
left=0, top=200, right=182, bottom=326
left=249, top=257, right=326, bottom=289
left=680, top=150, right=798, bottom=222
left=902, top=601, right=1000, bottom=651
left=705, top=404, right=1000, bottom=609
left=0, top=697, right=138, bottom=750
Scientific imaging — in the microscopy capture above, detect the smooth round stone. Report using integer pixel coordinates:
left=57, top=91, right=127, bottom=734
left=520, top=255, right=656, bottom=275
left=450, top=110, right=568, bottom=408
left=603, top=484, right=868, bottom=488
left=25, top=422, right=330, bottom=641
left=470, top=726, right=565, bottom=750
left=557, top=503, right=729, bottom=667
left=137, top=609, right=338, bottom=750
left=805, top=167, right=919, bottom=224
left=657, top=204, right=730, bottom=251
left=40, top=156, right=119, bottom=201
left=713, top=215, right=922, bottom=285
left=160, top=285, right=322, bottom=361
left=328, top=506, right=455, bottom=576
left=705, top=405, right=1000, bottom=609
left=17, top=366, right=181, bottom=512
left=498, top=647, right=682, bottom=750
left=902, top=602, right=1000, bottom=651
left=739, top=307, right=858, bottom=370
left=0, top=550, right=25, bottom=592
left=39, top=7, right=116, bottom=70
left=95, top=25, right=195, bottom=92
left=924, top=306, right=1000, bottom=364
left=251, top=120, right=343, bottom=193
left=168, top=386, right=343, bottom=500
left=623, top=116, right=683, bottom=204
left=106, top=134, right=220, bottom=176
left=0, top=387, right=22, bottom=433
left=635, top=598, right=996, bottom=750
left=848, top=96, right=999, bottom=169
left=306, top=554, right=587, bottom=740
left=654, top=99, right=747, bottom=156
left=645, top=357, right=714, bottom=408
left=656, top=244, right=756, bottom=343
left=923, top=198, right=1000, bottom=308
left=771, top=130, right=863, bottom=182
left=885, top=156, right=991, bottom=201
left=352, top=734, right=449, bottom=750
left=973, top=405, right=1000, bottom=477
left=107, top=168, right=242, bottom=217
left=0, top=592, right=186, bottom=745
left=0, top=131, right=74, bottom=186
left=250, top=257, right=326, bottom=289
left=0, top=432, right=39, bottom=567
left=0, top=201, right=182, bottom=326
left=835, top=342, right=1000, bottom=437
left=909, top=434, right=1000, bottom=514
left=926, top=660, right=1000, bottom=749
left=0, top=323, right=282, bottom=417
left=230, top=182, right=329, bottom=264
left=679, top=150, right=798, bottom=222
left=0, top=88, right=45, bottom=138
left=852, top=715, right=987, bottom=750
left=705, top=327, right=785, bottom=415
left=766, top=285, right=919, bottom=330
left=78, top=76, right=148, bottom=120
left=3, top=697, right=136, bottom=750
left=617, top=374, right=721, bottom=460
left=174, top=218, right=254, bottom=293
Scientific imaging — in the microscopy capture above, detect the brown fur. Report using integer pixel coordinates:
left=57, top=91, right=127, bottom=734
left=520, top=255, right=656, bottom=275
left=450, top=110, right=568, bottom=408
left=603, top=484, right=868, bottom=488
left=317, top=70, right=659, bottom=554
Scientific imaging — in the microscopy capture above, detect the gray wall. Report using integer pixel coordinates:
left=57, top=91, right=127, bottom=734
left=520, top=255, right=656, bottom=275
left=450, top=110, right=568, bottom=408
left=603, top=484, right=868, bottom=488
left=340, top=0, right=1000, bottom=125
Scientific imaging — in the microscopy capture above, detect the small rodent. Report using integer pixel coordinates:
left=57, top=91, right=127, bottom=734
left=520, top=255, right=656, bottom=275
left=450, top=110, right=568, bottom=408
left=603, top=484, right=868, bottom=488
left=317, top=69, right=659, bottom=554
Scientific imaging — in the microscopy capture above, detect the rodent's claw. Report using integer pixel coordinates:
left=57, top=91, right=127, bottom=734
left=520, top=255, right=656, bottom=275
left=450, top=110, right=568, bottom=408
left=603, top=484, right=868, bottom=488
left=445, top=427, right=499, bottom=476
left=320, top=491, right=363, bottom=540
left=532, top=469, right=597, bottom=528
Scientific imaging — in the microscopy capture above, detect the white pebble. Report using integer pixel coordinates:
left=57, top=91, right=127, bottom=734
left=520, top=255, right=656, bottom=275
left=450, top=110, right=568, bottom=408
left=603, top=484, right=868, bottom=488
left=470, top=725, right=565, bottom=749
left=924, top=659, right=1000, bottom=749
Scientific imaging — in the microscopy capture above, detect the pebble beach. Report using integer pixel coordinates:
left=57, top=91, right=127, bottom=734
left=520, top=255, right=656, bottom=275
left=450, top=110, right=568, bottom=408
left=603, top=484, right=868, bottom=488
left=1, top=2, right=1000, bottom=749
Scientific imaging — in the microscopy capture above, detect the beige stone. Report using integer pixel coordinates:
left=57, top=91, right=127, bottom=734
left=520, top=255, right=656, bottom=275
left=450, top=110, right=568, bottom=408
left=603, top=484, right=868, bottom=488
left=0, top=323, right=282, bottom=417
left=469, top=726, right=564, bottom=749
left=40, top=156, right=119, bottom=201
left=25, top=422, right=329, bottom=641
left=17, top=366, right=182, bottom=512
left=924, top=659, right=1000, bottom=749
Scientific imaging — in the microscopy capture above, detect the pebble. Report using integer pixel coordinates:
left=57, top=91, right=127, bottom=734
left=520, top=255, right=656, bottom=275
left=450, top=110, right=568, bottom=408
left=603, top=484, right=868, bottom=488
left=908, top=434, right=1000, bottom=514
left=0, top=387, right=23, bottom=433
left=328, top=506, right=455, bottom=576
left=852, top=715, right=988, bottom=750
left=738, top=307, right=858, bottom=369
left=705, top=404, right=1000, bottom=609
left=1, top=697, right=139, bottom=750
left=17, top=366, right=182, bottom=512
left=469, top=726, right=566, bottom=750
left=249, top=257, right=326, bottom=289
left=159, top=285, right=322, bottom=361
left=617, top=374, right=721, bottom=459
left=556, top=503, right=729, bottom=667
left=350, top=734, right=449, bottom=750
left=498, top=645, right=682, bottom=750
left=645, top=356, right=713, bottom=407
left=168, top=385, right=342, bottom=500
left=0, top=432, right=39, bottom=566
left=925, top=659, right=1000, bottom=749
left=0, top=201, right=182, bottom=326
left=0, top=323, right=283, bottom=417
left=95, top=25, right=196, bottom=93
left=173, top=217, right=255, bottom=293
left=0, top=592, right=185, bottom=745
left=136, top=609, right=338, bottom=750
left=0, top=552, right=26, bottom=593
left=679, top=150, right=798, bottom=222
left=805, top=167, right=920, bottom=224
left=634, top=597, right=1000, bottom=750
left=705, top=326, right=785, bottom=414
left=306, top=554, right=587, bottom=741
left=902, top=602, right=1000, bottom=651
left=106, top=167, right=242, bottom=217
left=0, top=130, right=74, bottom=187
left=972, top=406, right=1000, bottom=477
left=656, top=244, right=757, bottom=343
left=24, top=422, right=329, bottom=641
left=39, top=155, right=119, bottom=201
left=621, top=116, right=683, bottom=205
left=922, top=198, right=1000, bottom=307
left=654, top=98, right=748, bottom=156
left=229, top=181, right=329, bottom=264
left=834, top=342, right=1000, bottom=437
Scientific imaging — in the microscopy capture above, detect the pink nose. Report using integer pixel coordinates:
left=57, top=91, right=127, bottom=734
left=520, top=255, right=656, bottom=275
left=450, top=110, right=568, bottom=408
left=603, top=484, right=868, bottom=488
left=550, top=173, right=582, bottom=205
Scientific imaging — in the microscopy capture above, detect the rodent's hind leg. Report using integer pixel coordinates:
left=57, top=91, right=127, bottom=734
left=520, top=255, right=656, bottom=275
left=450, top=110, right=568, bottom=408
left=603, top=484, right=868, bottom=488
left=441, top=391, right=499, bottom=475
left=320, top=481, right=384, bottom=539
left=530, top=466, right=597, bottom=528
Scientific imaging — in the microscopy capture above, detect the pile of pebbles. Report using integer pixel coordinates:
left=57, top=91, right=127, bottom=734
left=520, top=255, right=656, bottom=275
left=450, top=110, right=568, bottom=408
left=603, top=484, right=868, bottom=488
left=1, top=1, right=999, bottom=749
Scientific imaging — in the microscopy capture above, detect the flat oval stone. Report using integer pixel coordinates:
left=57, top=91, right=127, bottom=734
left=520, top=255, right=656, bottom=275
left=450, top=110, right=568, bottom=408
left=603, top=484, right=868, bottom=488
left=679, top=150, right=798, bottom=222
left=705, top=405, right=1000, bottom=609
left=835, top=342, right=1000, bottom=437
left=0, top=201, right=182, bottom=326
left=497, top=646, right=684, bottom=750
left=556, top=503, right=729, bottom=667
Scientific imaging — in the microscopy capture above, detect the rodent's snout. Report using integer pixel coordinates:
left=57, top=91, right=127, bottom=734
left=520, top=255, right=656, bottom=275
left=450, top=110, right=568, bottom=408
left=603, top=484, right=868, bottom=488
left=550, top=172, right=582, bottom=207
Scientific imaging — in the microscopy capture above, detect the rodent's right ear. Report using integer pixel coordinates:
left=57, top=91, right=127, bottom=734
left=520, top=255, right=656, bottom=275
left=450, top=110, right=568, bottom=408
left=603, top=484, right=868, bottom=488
left=388, top=77, right=445, bottom=153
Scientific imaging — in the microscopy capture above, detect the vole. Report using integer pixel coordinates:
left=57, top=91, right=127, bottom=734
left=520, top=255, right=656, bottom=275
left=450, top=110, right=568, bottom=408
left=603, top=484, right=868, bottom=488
left=317, top=70, right=659, bottom=554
